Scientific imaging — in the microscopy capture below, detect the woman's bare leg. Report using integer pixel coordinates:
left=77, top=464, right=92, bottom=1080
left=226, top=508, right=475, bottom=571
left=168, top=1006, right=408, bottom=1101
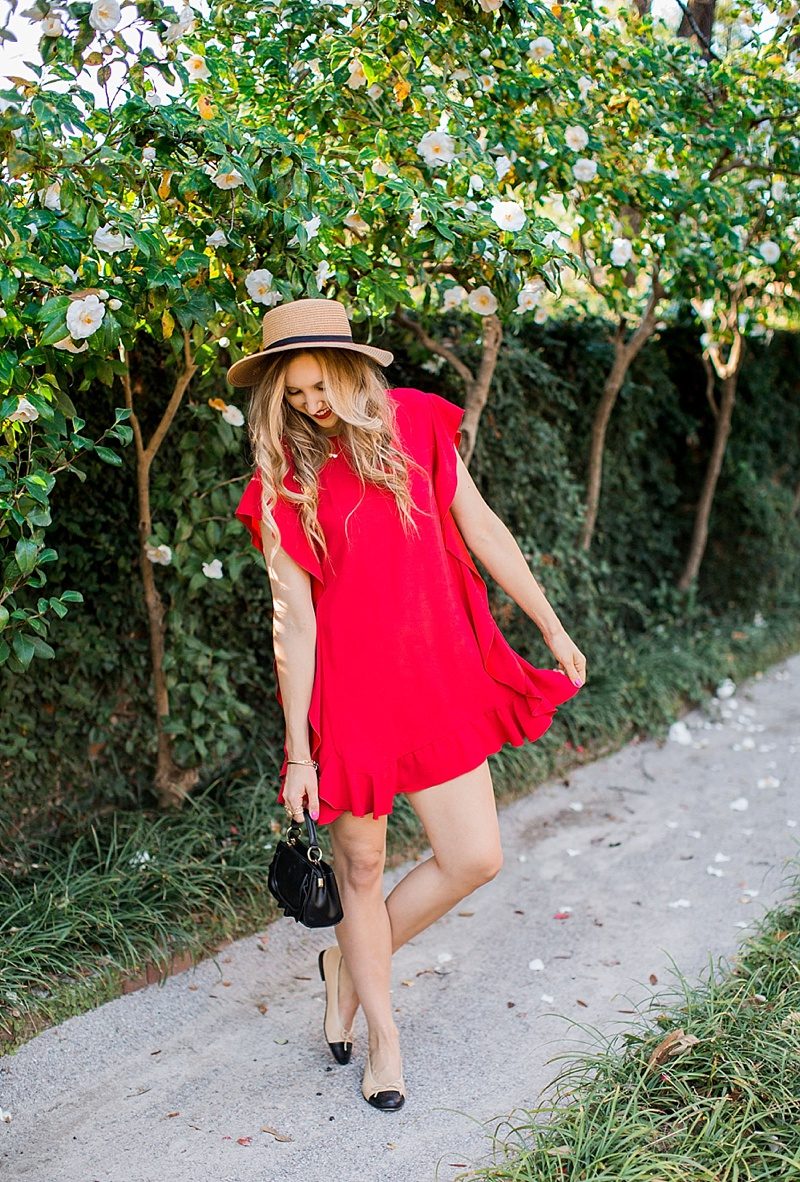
left=335, top=759, right=502, bottom=1030
left=328, top=811, right=400, bottom=1081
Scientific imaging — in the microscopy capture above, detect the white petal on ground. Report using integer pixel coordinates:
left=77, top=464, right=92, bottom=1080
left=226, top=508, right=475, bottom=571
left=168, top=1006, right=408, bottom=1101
left=668, top=899, right=691, bottom=908
left=706, top=866, right=725, bottom=877
left=714, top=852, right=731, bottom=862
left=756, top=775, right=780, bottom=789
left=668, top=720, right=693, bottom=744
left=540, top=993, right=554, bottom=1003
left=729, top=797, right=749, bottom=811
left=529, top=958, right=545, bottom=971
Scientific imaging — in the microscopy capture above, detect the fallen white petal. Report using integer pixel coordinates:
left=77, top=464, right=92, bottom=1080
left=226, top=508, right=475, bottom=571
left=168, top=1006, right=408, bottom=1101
left=687, top=829, right=702, bottom=839
left=566, top=848, right=581, bottom=857
left=518, top=853, right=527, bottom=862
left=668, top=898, right=692, bottom=908
left=437, top=951, right=453, bottom=963
left=729, top=797, right=749, bottom=811
left=665, top=820, right=679, bottom=829
left=788, top=820, right=797, bottom=828
left=568, top=802, right=583, bottom=812
left=756, top=775, right=780, bottom=789
left=540, top=993, right=554, bottom=1003
left=742, top=889, right=759, bottom=897
left=529, top=958, right=545, bottom=971
left=734, top=921, right=751, bottom=928
left=714, top=852, right=731, bottom=862
left=706, top=866, right=725, bottom=877
left=669, top=720, right=693, bottom=744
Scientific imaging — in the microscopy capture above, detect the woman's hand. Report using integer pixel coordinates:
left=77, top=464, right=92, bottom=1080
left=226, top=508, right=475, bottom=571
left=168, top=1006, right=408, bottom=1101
left=544, top=626, right=587, bottom=687
left=282, top=764, right=321, bottom=822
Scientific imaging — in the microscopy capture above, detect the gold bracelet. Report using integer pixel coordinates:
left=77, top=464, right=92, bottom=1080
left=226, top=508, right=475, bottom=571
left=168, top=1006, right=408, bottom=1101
left=286, top=758, right=319, bottom=772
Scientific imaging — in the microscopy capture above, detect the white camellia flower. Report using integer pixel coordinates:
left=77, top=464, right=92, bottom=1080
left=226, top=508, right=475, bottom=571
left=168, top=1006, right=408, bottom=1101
left=467, top=285, right=498, bottom=315
left=206, top=227, right=228, bottom=248
left=165, top=5, right=196, bottom=43
left=41, top=14, right=64, bottom=35
left=316, top=259, right=334, bottom=289
left=494, top=155, right=513, bottom=181
left=202, top=559, right=224, bottom=579
left=490, top=200, right=526, bottom=232
left=143, top=91, right=163, bottom=107
left=367, top=83, right=383, bottom=100
left=66, top=294, right=106, bottom=339
left=40, top=181, right=62, bottom=210
left=108, top=298, right=122, bottom=310
left=478, top=0, right=503, bottom=10
left=452, top=67, right=471, bottom=81
left=695, top=298, right=714, bottom=320
left=758, top=240, right=780, bottom=264
left=409, top=204, right=427, bottom=238
left=142, top=146, right=157, bottom=163
left=478, top=74, right=495, bottom=92
left=347, top=59, right=367, bottom=88
left=245, top=268, right=279, bottom=304
left=572, top=157, right=598, bottom=183
left=89, top=0, right=121, bottom=31
left=9, top=397, right=40, bottom=423
left=771, top=180, right=786, bottom=201
left=528, top=36, right=555, bottom=60
left=533, top=306, right=548, bottom=324
left=213, top=168, right=244, bottom=189
left=288, top=214, right=321, bottom=247
left=218, top=336, right=230, bottom=347
left=417, top=129, right=456, bottom=167
left=222, top=404, right=245, bottom=426
left=186, top=54, right=210, bottom=81
left=145, top=543, right=173, bottom=565
left=610, top=238, right=633, bottom=266
left=468, top=174, right=484, bottom=193
left=515, top=289, right=542, bottom=314
left=577, top=75, right=593, bottom=100
left=442, top=284, right=468, bottom=311
left=371, top=158, right=391, bottom=176
left=565, top=125, right=589, bottom=151
left=93, top=224, right=134, bottom=253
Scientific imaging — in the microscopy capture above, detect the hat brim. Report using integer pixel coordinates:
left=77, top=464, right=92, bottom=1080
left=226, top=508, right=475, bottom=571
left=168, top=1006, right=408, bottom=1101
left=226, top=340, right=394, bottom=388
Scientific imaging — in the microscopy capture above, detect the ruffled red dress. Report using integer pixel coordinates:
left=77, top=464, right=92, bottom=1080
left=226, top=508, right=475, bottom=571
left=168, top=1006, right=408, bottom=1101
left=235, top=386, right=580, bottom=826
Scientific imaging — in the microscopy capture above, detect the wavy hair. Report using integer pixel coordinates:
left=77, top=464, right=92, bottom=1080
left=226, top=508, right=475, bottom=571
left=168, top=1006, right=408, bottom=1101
left=245, top=347, right=431, bottom=572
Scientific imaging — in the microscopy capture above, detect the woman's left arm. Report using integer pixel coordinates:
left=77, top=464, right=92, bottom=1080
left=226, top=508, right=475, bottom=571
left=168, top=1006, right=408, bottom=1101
left=450, top=452, right=587, bottom=686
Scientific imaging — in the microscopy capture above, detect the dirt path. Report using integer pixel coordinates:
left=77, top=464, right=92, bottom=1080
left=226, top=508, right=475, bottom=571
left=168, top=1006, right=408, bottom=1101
left=2, top=654, right=798, bottom=1182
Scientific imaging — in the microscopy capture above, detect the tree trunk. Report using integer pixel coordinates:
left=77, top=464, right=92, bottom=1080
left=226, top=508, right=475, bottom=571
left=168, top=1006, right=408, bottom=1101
left=677, top=369, right=738, bottom=590
left=580, top=267, right=666, bottom=551
left=121, top=336, right=200, bottom=808
left=392, top=309, right=504, bottom=466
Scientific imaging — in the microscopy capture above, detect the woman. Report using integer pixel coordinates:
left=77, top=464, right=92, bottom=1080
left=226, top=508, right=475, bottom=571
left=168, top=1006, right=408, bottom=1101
left=230, top=297, right=587, bottom=1112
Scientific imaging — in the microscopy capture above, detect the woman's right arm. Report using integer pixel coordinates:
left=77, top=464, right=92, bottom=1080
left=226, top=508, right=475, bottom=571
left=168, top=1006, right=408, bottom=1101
left=262, top=522, right=320, bottom=820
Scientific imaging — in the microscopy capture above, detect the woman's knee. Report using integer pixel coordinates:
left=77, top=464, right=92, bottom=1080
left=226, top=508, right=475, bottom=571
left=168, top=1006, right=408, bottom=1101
left=442, top=844, right=504, bottom=890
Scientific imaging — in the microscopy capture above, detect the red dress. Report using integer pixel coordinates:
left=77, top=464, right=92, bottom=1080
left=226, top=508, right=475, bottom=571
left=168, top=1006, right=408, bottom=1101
left=235, top=386, right=580, bottom=826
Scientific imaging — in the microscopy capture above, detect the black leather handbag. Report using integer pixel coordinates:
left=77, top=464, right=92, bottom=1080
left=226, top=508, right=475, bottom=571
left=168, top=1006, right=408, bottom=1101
left=267, top=808, right=344, bottom=927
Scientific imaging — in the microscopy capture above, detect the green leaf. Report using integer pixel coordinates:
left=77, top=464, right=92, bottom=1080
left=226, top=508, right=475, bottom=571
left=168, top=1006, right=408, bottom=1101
left=12, top=631, right=35, bottom=669
left=60, top=589, right=84, bottom=603
left=29, top=633, right=55, bottom=659
left=95, top=445, right=123, bottom=466
left=14, top=538, right=38, bottom=576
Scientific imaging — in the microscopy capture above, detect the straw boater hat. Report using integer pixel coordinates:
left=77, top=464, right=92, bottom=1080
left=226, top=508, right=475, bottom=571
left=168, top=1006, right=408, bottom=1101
left=225, top=297, right=394, bottom=388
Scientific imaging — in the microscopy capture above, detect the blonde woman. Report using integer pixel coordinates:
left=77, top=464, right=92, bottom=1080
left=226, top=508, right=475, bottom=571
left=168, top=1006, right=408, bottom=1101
left=230, top=298, right=586, bottom=1111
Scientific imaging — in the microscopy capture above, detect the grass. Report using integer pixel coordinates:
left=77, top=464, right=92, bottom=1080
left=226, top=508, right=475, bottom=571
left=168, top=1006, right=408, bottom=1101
left=461, top=857, right=800, bottom=1182
left=1, top=603, right=799, bottom=1055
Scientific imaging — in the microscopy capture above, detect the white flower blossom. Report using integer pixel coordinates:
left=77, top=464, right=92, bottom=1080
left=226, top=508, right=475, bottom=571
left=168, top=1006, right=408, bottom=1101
left=770, top=180, right=786, bottom=201
left=533, top=306, right=548, bottom=324
left=143, top=90, right=163, bottom=107
left=316, top=259, right=334, bottom=289
left=417, top=129, right=456, bottom=167
left=442, top=284, right=468, bottom=311
left=757, top=240, right=780, bottom=264
left=347, top=58, right=367, bottom=89
left=528, top=36, right=555, bottom=60
left=343, top=211, right=370, bottom=235
left=93, top=224, right=134, bottom=253
left=142, top=146, right=157, bottom=163
left=164, top=5, right=196, bottom=43
left=221, top=404, right=245, bottom=426
left=467, top=285, right=498, bottom=315
left=371, top=158, right=391, bottom=176
left=367, top=83, right=383, bottom=100
left=41, top=14, right=64, bottom=36
left=129, top=849, right=153, bottom=866
left=145, top=543, right=173, bottom=565
left=89, top=0, right=121, bottom=31
left=202, top=559, right=224, bottom=579
left=494, top=154, right=513, bottom=181
left=66, top=294, right=106, bottom=339
left=212, top=168, right=244, bottom=189
left=577, top=75, right=593, bottom=100
left=610, top=238, right=633, bottom=266
left=8, top=397, right=39, bottom=423
left=490, top=200, right=526, bottom=232
left=572, top=158, right=598, bottom=183
left=288, top=214, right=321, bottom=247
left=478, top=0, right=503, bottom=10
left=186, top=54, right=210, bottom=81
left=53, top=336, right=89, bottom=353
left=40, top=181, right=62, bottom=210
left=564, top=125, right=589, bottom=152
left=205, top=227, right=228, bottom=248
left=408, top=203, right=427, bottom=238
left=245, top=268, right=281, bottom=305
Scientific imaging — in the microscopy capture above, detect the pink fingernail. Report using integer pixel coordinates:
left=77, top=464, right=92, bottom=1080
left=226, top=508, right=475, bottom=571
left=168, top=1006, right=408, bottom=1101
left=573, top=678, right=583, bottom=686
left=311, top=810, right=320, bottom=820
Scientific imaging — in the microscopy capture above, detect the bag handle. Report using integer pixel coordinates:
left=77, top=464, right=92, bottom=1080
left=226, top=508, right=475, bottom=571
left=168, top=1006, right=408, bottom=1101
left=286, top=807, right=323, bottom=863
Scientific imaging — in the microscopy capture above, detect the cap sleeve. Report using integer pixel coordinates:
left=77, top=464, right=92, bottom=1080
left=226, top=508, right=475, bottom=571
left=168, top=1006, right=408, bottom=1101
left=426, top=390, right=465, bottom=518
left=234, top=469, right=324, bottom=585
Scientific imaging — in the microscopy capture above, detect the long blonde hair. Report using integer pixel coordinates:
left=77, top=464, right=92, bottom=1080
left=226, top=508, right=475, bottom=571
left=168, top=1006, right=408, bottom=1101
left=246, top=347, right=430, bottom=570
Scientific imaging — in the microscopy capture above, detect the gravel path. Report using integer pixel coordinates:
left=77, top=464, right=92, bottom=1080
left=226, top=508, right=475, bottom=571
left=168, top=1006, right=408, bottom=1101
left=2, top=653, right=798, bottom=1182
